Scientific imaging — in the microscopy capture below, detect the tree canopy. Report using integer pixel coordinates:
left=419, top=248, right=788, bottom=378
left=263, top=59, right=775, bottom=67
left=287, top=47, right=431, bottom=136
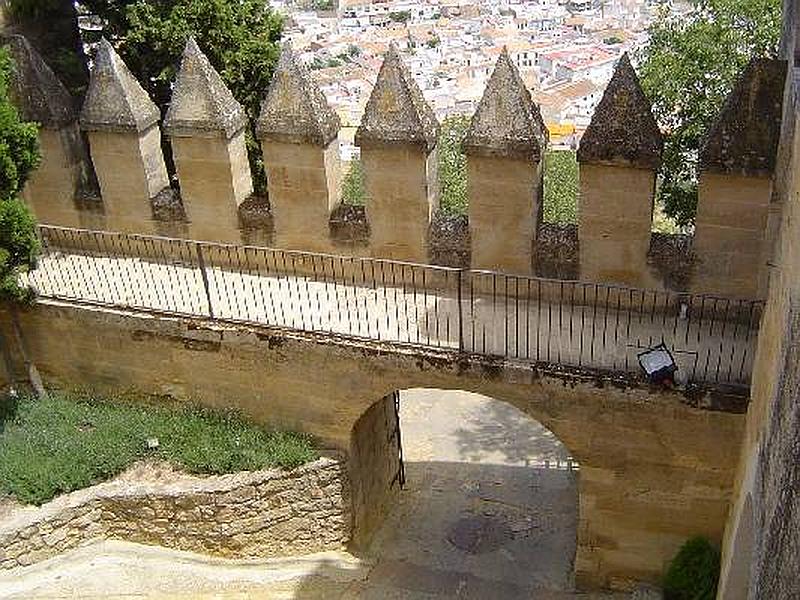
left=638, top=0, right=782, bottom=227
left=0, top=47, right=41, bottom=302
left=7, top=0, right=88, bottom=96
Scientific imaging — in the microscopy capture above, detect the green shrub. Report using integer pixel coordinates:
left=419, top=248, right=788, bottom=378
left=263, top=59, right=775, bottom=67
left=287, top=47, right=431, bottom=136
left=0, top=392, right=318, bottom=505
left=663, top=536, right=721, bottom=600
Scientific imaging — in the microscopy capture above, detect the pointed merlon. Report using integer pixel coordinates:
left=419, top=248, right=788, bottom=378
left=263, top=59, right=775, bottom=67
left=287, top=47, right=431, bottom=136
left=3, top=34, right=76, bottom=128
left=256, top=42, right=340, bottom=146
left=355, top=44, right=439, bottom=152
left=699, top=58, right=787, bottom=177
left=80, top=38, right=160, bottom=133
left=577, top=53, right=663, bottom=169
left=164, top=38, right=247, bottom=139
left=462, top=48, right=548, bottom=161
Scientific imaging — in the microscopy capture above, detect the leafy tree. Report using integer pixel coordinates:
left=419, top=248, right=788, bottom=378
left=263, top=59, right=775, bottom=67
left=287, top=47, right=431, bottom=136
left=638, top=0, right=782, bottom=227
left=0, top=47, right=40, bottom=303
left=389, top=10, right=411, bottom=23
left=81, top=0, right=285, bottom=195
left=6, top=0, right=88, bottom=96
left=543, top=150, right=578, bottom=225
left=0, top=47, right=45, bottom=395
left=426, top=35, right=441, bottom=49
left=438, top=115, right=469, bottom=215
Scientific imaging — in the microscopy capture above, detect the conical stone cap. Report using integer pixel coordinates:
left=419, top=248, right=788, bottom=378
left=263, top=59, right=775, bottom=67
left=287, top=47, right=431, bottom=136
left=699, top=58, right=786, bottom=177
left=4, top=34, right=76, bottom=128
left=80, top=38, right=160, bottom=133
left=355, top=44, right=439, bottom=152
left=462, top=48, right=548, bottom=162
left=164, top=38, right=247, bottom=139
left=256, top=42, right=340, bottom=146
left=577, top=53, right=662, bottom=169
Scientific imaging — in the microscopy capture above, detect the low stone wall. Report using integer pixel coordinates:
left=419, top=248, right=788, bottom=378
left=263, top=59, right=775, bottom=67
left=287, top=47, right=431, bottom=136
left=0, top=458, right=349, bottom=570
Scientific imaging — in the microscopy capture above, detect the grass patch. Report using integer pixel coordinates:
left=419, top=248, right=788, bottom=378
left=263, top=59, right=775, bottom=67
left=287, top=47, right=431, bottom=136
left=0, top=392, right=318, bottom=505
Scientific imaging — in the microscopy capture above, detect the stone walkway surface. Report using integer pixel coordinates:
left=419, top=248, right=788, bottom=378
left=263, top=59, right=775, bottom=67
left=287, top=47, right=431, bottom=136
left=28, top=247, right=758, bottom=385
left=0, top=390, right=637, bottom=599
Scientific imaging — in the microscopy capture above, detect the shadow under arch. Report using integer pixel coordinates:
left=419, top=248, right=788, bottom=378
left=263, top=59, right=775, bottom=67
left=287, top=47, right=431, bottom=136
left=346, top=387, right=581, bottom=596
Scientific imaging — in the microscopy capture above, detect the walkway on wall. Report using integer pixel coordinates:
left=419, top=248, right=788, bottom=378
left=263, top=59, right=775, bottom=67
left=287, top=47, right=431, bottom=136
left=27, top=226, right=762, bottom=386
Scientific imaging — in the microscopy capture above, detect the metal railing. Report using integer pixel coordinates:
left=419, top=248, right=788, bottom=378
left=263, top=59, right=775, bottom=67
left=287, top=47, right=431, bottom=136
left=27, top=225, right=763, bottom=386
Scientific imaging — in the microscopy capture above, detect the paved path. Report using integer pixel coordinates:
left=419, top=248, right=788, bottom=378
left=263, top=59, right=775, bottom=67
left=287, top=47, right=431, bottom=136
left=0, top=390, right=640, bottom=599
left=351, top=389, right=586, bottom=598
left=28, top=247, right=758, bottom=385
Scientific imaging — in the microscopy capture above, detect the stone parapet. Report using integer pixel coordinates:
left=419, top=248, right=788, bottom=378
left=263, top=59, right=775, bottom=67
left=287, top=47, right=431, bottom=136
left=464, top=49, right=547, bottom=275
left=692, top=59, right=787, bottom=299
left=257, top=43, right=342, bottom=252
left=577, top=54, right=663, bottom=288
left=0, top=458, right=349, bottom=570
left=164, top=38, right=252, bottom=243
left=5, top=35, right=92, bottom=226
left=356, top=45, right=439, bottom=262
left=80, top=38, right=169, bottom=233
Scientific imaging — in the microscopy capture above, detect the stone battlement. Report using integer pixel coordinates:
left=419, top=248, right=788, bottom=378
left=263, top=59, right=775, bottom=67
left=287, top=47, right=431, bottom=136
left=6, top=37, right=787, bottom=300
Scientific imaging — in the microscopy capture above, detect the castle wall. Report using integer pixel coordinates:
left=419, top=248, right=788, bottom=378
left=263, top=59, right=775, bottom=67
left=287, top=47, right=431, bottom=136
left=0, top=300, right=745, bottom=591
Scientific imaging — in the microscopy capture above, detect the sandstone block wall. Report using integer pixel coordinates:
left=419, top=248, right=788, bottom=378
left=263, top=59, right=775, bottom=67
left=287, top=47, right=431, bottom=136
left=692, top=173, right=772, bottom=300
left=171, top=132, right=252, bottom=244
left=0, top=300, right=746, bottom=590
left=349, top=393, right=401, bottom=548
left=578, top=165, right=657, bottom=288
left=87, top=126, right=168, bottom=233
left=0, top=458, right=349, bottom=569
left=363, top=146, right=438, bottom=263
left=262, top=139, right=341, bottom=253
left=468, top=156, right=541, bottom=274
left=21, top=128, right=84, bottom=228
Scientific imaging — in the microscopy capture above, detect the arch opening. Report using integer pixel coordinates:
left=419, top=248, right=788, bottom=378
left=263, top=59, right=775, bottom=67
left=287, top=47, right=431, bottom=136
left=349, top=387, right=580, bottom=596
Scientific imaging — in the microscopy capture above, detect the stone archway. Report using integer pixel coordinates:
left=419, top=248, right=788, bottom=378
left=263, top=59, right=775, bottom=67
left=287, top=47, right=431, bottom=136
left=348, top=388, right=580, bottom=597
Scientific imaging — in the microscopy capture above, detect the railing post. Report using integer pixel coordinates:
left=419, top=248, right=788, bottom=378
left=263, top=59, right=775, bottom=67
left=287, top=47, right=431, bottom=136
left=195, top=242, right=214, bottom=318
left=457, top=269, right=464, bottom=353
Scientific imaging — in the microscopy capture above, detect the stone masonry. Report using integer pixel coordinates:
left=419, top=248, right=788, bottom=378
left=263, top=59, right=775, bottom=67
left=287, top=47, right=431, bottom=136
left=0, top=458, right=349, bottom=570
left=164, top=38, right=252, bottom=244
left=0, top=300, right=746, bottom=590
left=717, top=6, right=800, bottom=596
left=6, top=35, right=93, bottom=228
left=349, top=393, right=401, bottom=549
left=356, top=44, right=439, bottom=263
left=577, top=53, right=663, bottom=288
left=692, top=58, right=786, bottom=300
left=80, top=38, right=169, bottom=234
left=5, top=41, right=783, bottom=306
left=257, top=42, right=342, bottom=253
left=463, top=47, right=548, bottom=275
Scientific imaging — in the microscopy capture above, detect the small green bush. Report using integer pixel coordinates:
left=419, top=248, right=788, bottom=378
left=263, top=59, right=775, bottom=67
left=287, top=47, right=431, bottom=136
left=663, top=536, right=721, bottom=600
left=0, top=392, right=318, bottom=505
